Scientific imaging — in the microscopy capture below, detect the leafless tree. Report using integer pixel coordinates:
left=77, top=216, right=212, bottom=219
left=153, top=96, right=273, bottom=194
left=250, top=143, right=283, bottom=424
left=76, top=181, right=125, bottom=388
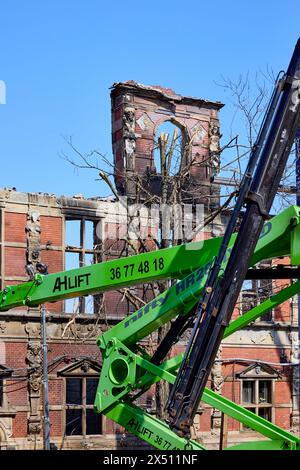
left=216, top=70, right=296, bottom=211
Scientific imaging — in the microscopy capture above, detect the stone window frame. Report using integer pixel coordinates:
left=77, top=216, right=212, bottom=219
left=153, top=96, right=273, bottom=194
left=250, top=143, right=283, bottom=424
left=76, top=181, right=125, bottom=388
left=237, top=363, right=278, bottom=431
left=59, top=359, right=104, bottom=439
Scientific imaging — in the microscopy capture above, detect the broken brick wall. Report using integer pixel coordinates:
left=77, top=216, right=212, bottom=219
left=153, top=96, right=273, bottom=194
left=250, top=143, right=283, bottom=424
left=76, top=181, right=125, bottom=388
left=111, top=81, right=223, bottom=207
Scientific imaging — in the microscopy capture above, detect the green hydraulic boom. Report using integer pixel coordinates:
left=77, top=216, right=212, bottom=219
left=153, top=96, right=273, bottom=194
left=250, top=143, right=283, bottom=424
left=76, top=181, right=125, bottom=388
left=1, top=38, right=300, bottom=452
left=0, top=205, right=300, bottom=450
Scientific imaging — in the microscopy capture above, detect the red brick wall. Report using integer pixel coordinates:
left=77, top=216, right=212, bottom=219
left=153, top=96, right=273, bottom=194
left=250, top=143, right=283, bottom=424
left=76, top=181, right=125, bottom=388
left=6, top=379, right=28, bottom=407
left=222, top=347, right=281, bottom=364
left=40, top=216, right=62, bottom=246
left=47, top=343, right=101, bottom=364
left=49, top=410, right=62, bottom=437
left=49, top=378, right=63, bottom=406
left=105, top=417, right=116, bottom=434
left=275, top=381, right=292, bottom=405
left=6, top=342, right=27, bottom=371
left=41, top=246, right=63, bottom=274
left=12, top=411, right=28, bottom=438
left=5, top=343, right=28, bottom=407
left=5, top=212, right=27, bottom=243
left=199, top=408, right=212, bottom=432
left=275, top=408, right=291, bottom=429
left=4, top=247, right=26, bottom=277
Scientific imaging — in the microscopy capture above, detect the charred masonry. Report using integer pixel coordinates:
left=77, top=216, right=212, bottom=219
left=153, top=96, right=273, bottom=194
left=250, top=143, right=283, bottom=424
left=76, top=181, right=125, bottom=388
left=0, top=82, right=298, bottom=449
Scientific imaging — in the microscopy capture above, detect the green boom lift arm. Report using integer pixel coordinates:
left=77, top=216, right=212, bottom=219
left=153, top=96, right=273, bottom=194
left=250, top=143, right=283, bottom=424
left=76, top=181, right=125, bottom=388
left=1, top=205, right=300, bottom=450
left=1, top=37, right=300, bottom=453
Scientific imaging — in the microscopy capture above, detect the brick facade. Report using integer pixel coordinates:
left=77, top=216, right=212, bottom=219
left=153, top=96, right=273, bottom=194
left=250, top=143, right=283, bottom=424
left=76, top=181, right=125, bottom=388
left=0, top=82, right=298, bottom=450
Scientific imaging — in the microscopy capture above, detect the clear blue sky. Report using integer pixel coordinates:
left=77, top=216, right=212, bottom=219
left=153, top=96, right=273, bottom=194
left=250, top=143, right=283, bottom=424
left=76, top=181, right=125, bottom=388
left=0, top=0, right=299, bottom=198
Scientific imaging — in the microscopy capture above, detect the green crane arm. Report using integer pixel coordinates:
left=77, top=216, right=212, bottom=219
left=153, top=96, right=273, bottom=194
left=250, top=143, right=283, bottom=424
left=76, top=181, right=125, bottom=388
left=91, top=206, right=300, bottom=450
left=0, top=205, right=300, bottom=450
left=1, top=204, right=299, bottom=312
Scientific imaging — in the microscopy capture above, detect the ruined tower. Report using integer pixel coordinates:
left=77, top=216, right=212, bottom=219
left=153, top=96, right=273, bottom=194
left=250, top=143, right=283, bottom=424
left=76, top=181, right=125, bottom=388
left=110, top=81, right=223, bottom=209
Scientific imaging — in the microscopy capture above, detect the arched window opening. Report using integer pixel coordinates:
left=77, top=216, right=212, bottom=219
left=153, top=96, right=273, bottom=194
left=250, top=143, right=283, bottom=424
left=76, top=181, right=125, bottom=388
left=153, top=120, right=189, bottom=177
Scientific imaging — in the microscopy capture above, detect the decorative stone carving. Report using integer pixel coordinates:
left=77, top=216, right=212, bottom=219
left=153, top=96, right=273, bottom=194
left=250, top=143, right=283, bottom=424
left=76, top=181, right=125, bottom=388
left=123, top=107, right=136, bottom=172
left=209, top=121, right=221, bottom=152
left=137, top=113, right=153, bottom=131
left=192, top=122, right=206, bottom=144
left=237, top=362, right=279, bottom=379
left=0, top=390, right=16, bottom=448
left=26, top=341, right=41, bottom=368
left=25, top=209, right=43, bottom=280
left=25, top=324, right=41, bottom=339
left=28, top=418, right=41, bottom=436
left=0, top=417, right=14, bottom=444
left=211, top=347, right=223, bottom=431
left=291, top=414, right=300, bottom=429
left=60, top=321, right=101, bottom=341
left=211, top=347, right=223, bottom=393
left=26, top=341, right=42, bottom=436
left=208, top=121, right=222, bottom=172
left=124, top=138, right=136, bottom=169
left=0, top=322, right=6, bottom=334
left=289, top=331, right=299, bottom=363
left=255, top=364, right=262, bottom=375
left=123, top=107, right=135, bottom=137
left=80, top=361, right=90, bottom=373
left=58, top=358, right=101, bottom=377
left=70, top=322, right=101, bottom=340
left=289, top=331, right=300, bottom=429
left=248, top=330, right=273, bottom=344
left=25, top=211, right=41, bottom=260
left=29, top=373, right=42, bottom=393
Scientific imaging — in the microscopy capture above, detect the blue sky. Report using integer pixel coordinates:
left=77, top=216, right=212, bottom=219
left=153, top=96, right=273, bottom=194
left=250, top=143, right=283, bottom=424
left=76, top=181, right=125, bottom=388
left=0, top=0, right=299, bottom=198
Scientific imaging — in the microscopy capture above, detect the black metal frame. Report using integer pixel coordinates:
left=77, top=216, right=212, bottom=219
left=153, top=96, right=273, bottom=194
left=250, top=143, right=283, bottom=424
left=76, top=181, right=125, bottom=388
left=166, top=39, right=300, bottom=437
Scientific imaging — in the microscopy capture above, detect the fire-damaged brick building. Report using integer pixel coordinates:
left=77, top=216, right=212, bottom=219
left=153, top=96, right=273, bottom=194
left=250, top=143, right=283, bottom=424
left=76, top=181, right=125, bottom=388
left=0, top=82, right=298, bottom=450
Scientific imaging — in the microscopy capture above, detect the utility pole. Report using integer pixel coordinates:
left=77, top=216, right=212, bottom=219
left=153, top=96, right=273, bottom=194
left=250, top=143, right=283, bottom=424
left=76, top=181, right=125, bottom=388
left=41, top=304, right=51, bottom=450
left=219, top=412, right=228, bottom=450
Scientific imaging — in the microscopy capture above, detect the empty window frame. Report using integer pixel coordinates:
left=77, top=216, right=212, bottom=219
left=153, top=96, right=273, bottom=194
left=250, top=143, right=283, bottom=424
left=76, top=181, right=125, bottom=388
left=65, top=376, right=102, bottom=436
left=65, top=219, right=96, bottom=314
left=241, top=378, right=274, bottom=429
